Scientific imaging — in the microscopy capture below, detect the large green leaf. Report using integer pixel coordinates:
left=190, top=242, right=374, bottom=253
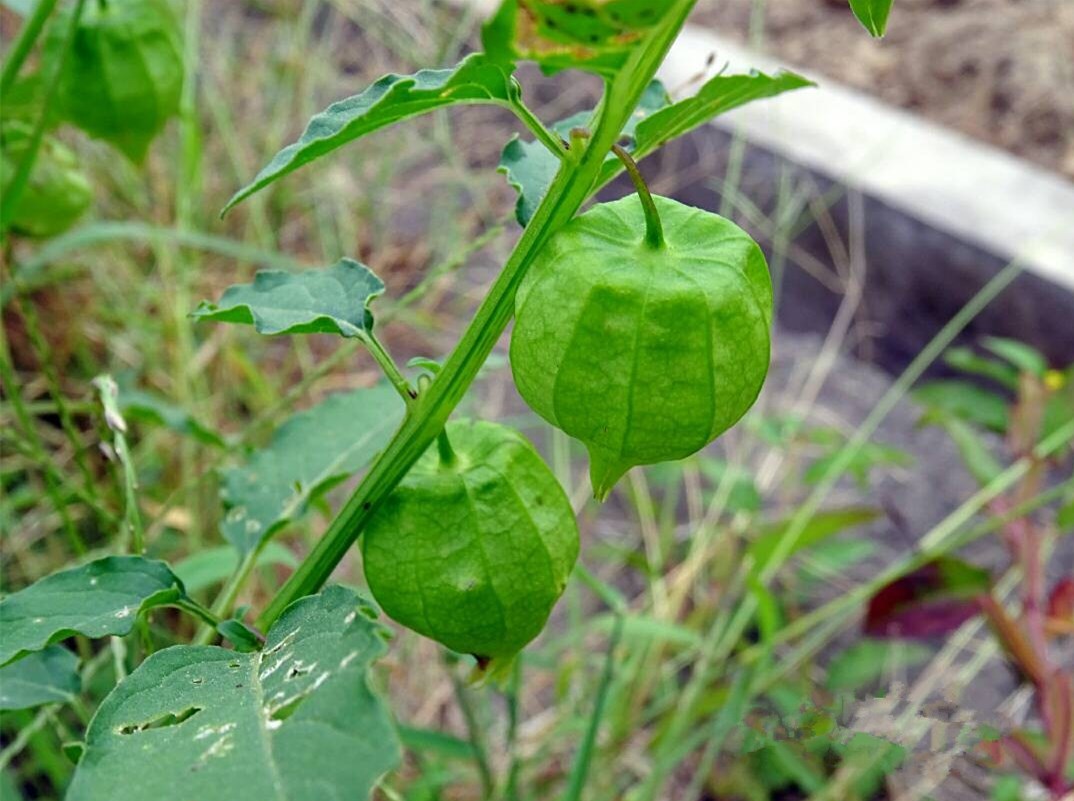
left=220, top=385, right=405, bottom=555
left=499, top=70, right=811, bottom=225
left=0, top=556, right=185, bottom=666
left=66, top=586, right=400, bottom=801
left=223, top=53, right=518, bottom=212
left=848, top=0, right=894, bottom=37
left=0, top=646, right=81, bottom=710
left=482, top=0, right=670, bottom=76
left=191, top=258, right=384, bottom=338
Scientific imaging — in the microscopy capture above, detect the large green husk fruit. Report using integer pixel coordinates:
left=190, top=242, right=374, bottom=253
left=49, top=0, right=183, bottom=163
left=0, top=125, right=92, bottom=238
left=510, top=194, right=772, bottom=500
left=361, top=420, right=579, bottom=660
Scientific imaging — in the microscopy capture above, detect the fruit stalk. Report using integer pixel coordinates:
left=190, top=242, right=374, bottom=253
left=611, top=143, right=664, bottom=249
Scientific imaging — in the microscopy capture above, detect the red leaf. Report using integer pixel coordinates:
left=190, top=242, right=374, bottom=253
left=1047, top=577, right=1074, bottom=621
left=865, top=557, right=991, bottom=639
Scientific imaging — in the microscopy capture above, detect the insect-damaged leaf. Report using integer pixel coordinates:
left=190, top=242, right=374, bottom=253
left=223, top=53, right=518, bottom=212
left=848, top=0, right=894, bottom=38
left=219, top=384, right=405, bottom=555
left=0, top=646, right=81, bottom=710
left=865, top=557, right=990, bottom=639
left=191, top=258, right=384, bottom=338
left=481, top=0, right=669, bottom=77
left=499, top=70, right=811, bottom=225
left=0, top=556, right=185, bottom=666
left=65, top=586, right=400, bottom=801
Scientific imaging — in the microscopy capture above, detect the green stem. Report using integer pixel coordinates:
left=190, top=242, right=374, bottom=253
left=192, top=545, right=260, bottom=645
left=0, top=0, right=85, bottom=232
left=437, top=427, right=457, bottom=467
left=0, top=0, right=60, bottom=95
left=449, top=664, right=495, bottom=800
left=507, top=93, right=567, bottom=158
left=361, top=332, right=416, bottom=406
left=175, top=597, right=223, bottom=630
left=611, top=143, right=664, bottom=248
left=257, top=0, right=700, bottom=632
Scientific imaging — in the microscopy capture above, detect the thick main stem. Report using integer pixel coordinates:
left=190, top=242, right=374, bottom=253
left=611, top=143, right=664, bottom=249
left=257, top=0, right=700, bottom=630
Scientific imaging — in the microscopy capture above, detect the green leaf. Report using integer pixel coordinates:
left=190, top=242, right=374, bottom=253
left=804, top=440, right=912, bottom=489
left=482, top=0, right=671, bottom=77
left=0, top=646, right=81, bottom=710
left=0, top=556, right=185, bottom=666
left=914, top=380, right=1009, bottom=433
left=749, top=507, right=879, bottom=572
left=699, top=457, right=762, bottom=513
left=224, top=54, right=518, bottom=213
left=848, top=0, right=894, bottom=37
left=825, top=638, right=931, bottom=692
left=118, top=385, right=226, bottom=447
left=65, top=586, right=401, bottom=801
left=214, top=619, right=261, bottom=653
left=192, top=258, right=385, bottom=339
left=500, top=70, right=810, bottom=225
left=174, top=543, right=297, bottom=595
left=604, top=70, right=814, bottom=184
left=498, top=80, right=669, bottom=226
left=982, top=336, right=1048, bottom=377
left=220, top=385, right=405, bottom=555
left=944, top=346, right=1019, bottom=389
left=928, top=415, right=1004, bottom=488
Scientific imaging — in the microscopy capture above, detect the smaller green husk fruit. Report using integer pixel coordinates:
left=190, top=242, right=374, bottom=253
left=361, top=420, right=579, bottom=663
left=48, top=0, right=184, bottom=163
left=0, top=125, right=92, bottom=238
left=510, top=155, right=772, bottom=500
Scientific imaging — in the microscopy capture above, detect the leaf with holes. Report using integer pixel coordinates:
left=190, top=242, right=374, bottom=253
left=65, top=586, right=400, bottom=801
left=220, top=384, right=405, bottom=555
left=223, top=54, right=518, bottom=212
left=865, top=557, right=990, bottom=639
left=482, top=0, right=670, bottom=76
left=191, top=259, right=385, bottom=339
left=0, top=646, right=81, bottom=710
left=0, top=556, right=186, bottom=667
left=848, top=0, right=894, bottom=37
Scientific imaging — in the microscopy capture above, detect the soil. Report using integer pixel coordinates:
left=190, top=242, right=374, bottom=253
left=692, top=0, right=1074, bottom=180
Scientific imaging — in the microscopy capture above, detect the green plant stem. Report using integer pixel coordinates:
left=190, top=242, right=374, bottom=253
left=611, top=143, right=664, bottom=248
left=508, top=94, right=567, bottom=158
left=257, top=0, right=700, bottom=631
left=449, top=665, right=495, bottom=800
left=0, top=0, right=85, bottom=231
left=563, top=614, right=624, bottom=801
left=437, top=427, right=457, bottom=467
left=361, top=332, right=416, bottom=405
left=192, top=545, right=260, bottom=645
left=0, top=0, right=59, bottom=94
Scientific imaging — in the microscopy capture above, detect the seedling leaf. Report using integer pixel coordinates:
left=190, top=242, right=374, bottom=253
left=848, top=0, right=894, bottom=37
left=66, top=587, right=400, bottom=801
left=913, top=380, right=1009, bottom=433
left=0, top=646, right=81, bottom=710
left=192, top=258, right=384, bottom=338
left=825, top=639, right=931, bottom=692
left=0, top=556, right=186, bottom=666
left=865, top=557, right=990, bottom=638
left=223, top=54, right=518, bottom=212
left=219, top=384, right=405, bottom=555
